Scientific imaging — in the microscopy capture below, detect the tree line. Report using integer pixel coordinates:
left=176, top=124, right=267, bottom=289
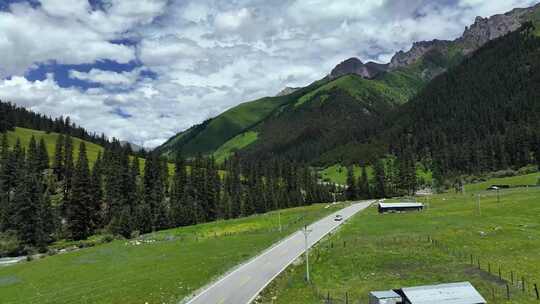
left=0, top=100, right=148, bottom=157
left=343, top=152, right=424, bottom=201
left=0, top=134, right=332, bottom=255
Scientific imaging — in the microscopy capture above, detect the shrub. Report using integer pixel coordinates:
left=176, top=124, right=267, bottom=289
left=517, top=165, right=538, bottom=175
left=0, top=231, right=22, bottom=257
left=490, top=169, right=517, bottom=178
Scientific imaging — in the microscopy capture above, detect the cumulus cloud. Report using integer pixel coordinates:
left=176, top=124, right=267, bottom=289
left=69, top=68, right=142, bottom=87
left=0, top=0, right=538, bottom=148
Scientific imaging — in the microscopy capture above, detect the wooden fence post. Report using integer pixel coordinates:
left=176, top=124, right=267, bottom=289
left=506, top=284, right=510, bottom=300
left=534, top=283, right=539, bottom=300
left=345, top=292, right=348, bottom=304
left=511, top=271, right=514, bottom=285
left=522, top=277, right=526, bottom=293
left=498, top=266, right=501, bottom=280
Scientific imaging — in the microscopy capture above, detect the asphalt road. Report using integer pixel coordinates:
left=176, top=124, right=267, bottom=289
left=184, top=201, right=373, bottom=304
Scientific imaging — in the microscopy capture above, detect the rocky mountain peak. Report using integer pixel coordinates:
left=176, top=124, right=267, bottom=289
left=329, top=57, right=388, bottom=79
left=459, top=5, right=534, bottom=54
left=389, top=40, right=450, bottom=69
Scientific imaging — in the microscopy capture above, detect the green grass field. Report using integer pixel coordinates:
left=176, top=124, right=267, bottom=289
left=0, top=202, right=347, bottom=304
left=6, top=127, right=104, bottom=166
left=260, top=176, right=540, bottom=304
left=4, top=127, right=181, bottom=174
left=320, top=164, right=370, bottom=185
left=464, top=172, right=540, bottom=192
left=320, top=162, right=432, bottom=186
left=213, top=131, right=258, bottom=163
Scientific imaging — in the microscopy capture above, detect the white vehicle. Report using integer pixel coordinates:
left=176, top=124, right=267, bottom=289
left=334, top=214, right=343, bottom=221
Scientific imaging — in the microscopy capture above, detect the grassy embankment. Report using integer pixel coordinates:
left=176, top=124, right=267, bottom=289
left=260, top=172, right=540, bottom=304
left=0, top=202, right=348, bottom=304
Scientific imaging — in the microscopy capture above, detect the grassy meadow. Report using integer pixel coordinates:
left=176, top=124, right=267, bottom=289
left=213, top=131, right=258, bottom=163
left=5, top=127, right=181, bottom=174
left=6, top=127, right=104, bottom=166
left=260, top=175, right=540, bottom=304
left=0, top=202, right=347, bottom=304
left=320, top=162, right=432, bottom=186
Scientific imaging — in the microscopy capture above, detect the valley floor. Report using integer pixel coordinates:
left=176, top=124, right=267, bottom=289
left=0, top=203, right=345, bottom=304
left=260, top=174, right=540, bottom=304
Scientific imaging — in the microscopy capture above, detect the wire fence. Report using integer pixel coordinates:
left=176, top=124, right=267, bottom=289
left=306, top=235, right=539, bottom=303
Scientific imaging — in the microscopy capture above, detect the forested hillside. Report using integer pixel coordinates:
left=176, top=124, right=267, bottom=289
left=0, top=97, right=334, bottom=256
left=0, top=131, right=333, bottom=256
left=389, top=22, right=540, bottom=182
left=0, top=101, right=113, bottom=149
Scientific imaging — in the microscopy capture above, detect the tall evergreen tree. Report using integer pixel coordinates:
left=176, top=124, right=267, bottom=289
left=345, top=166, right=357, bottom=200
left=66, top=142, right=93, bottom=240
left=373, top=159, right=386, bottom=198
left=37, top=138, right=49, bottom=172
left=358, top=166, right=370, bottom=199
left=53, top=134, right=64, bottom=179
left=62, top=136, right=74, bottom=203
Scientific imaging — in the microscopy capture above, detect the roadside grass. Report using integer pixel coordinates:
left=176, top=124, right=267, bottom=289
left=260, top=181, right=540, bottom=304
left=0, top=202, right=347, bottom=304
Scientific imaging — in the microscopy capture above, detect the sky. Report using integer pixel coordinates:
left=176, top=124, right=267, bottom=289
left=0, top=0, right=538, bottom=148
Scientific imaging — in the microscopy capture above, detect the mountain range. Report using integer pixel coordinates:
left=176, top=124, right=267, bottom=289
left=156, top=3, right=540, bottom=171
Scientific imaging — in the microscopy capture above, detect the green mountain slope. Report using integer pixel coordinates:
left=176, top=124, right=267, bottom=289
left=6, top=127, right=104, bottom=166
left=158, top=69, right=425, bottom=162
left=156, top=79, right=329, bottom=157
left=159, top=4, right=540, bottom=166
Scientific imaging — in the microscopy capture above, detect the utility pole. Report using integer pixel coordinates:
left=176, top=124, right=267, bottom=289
left=303, top=225, right=312, bottom=283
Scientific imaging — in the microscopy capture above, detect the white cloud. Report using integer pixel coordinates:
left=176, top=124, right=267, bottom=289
left=214, top=8, right=252, bottom=31
left=69, top=68, right=142, bottom=87
left=0, top=0, right=168, bottom=77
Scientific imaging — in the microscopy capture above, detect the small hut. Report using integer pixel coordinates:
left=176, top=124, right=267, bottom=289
left=378, top=202, right=424, bottom=214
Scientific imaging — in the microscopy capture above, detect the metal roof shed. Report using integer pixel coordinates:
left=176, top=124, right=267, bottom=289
left=378, top=202, right=424, bottom=213
left=399, top=282, right=486, bottom=304
left=369, top=290, right=402, bottom=304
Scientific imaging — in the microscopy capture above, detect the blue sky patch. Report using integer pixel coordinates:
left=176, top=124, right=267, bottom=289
left=0, top=0, right=40, bottom=11
left=24, top=59, right=156, bottom=90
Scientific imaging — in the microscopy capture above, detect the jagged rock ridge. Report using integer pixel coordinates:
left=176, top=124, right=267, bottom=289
left=329, top=58, right=388, bottom=79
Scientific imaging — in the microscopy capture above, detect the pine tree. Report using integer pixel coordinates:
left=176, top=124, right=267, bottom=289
left=89, top=152, right=103, bottom=231
left=37, top=138, right=49, bottom=172
left=170, top=152, right=188, bottom=226
left=66, top=142, right=93, bottom=240
left=373, top=159, right=386, bottom=198
left=345, top=166, right=357, bottom=200
left=0, top=134, right=9, bottom=230
left=11, top=150, right=48, bottom=248
left=358, top=166, right=370, bottom=199
left=62, top=136, right=74, bottom=203
left=53, top=134, right=64, bottom=179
